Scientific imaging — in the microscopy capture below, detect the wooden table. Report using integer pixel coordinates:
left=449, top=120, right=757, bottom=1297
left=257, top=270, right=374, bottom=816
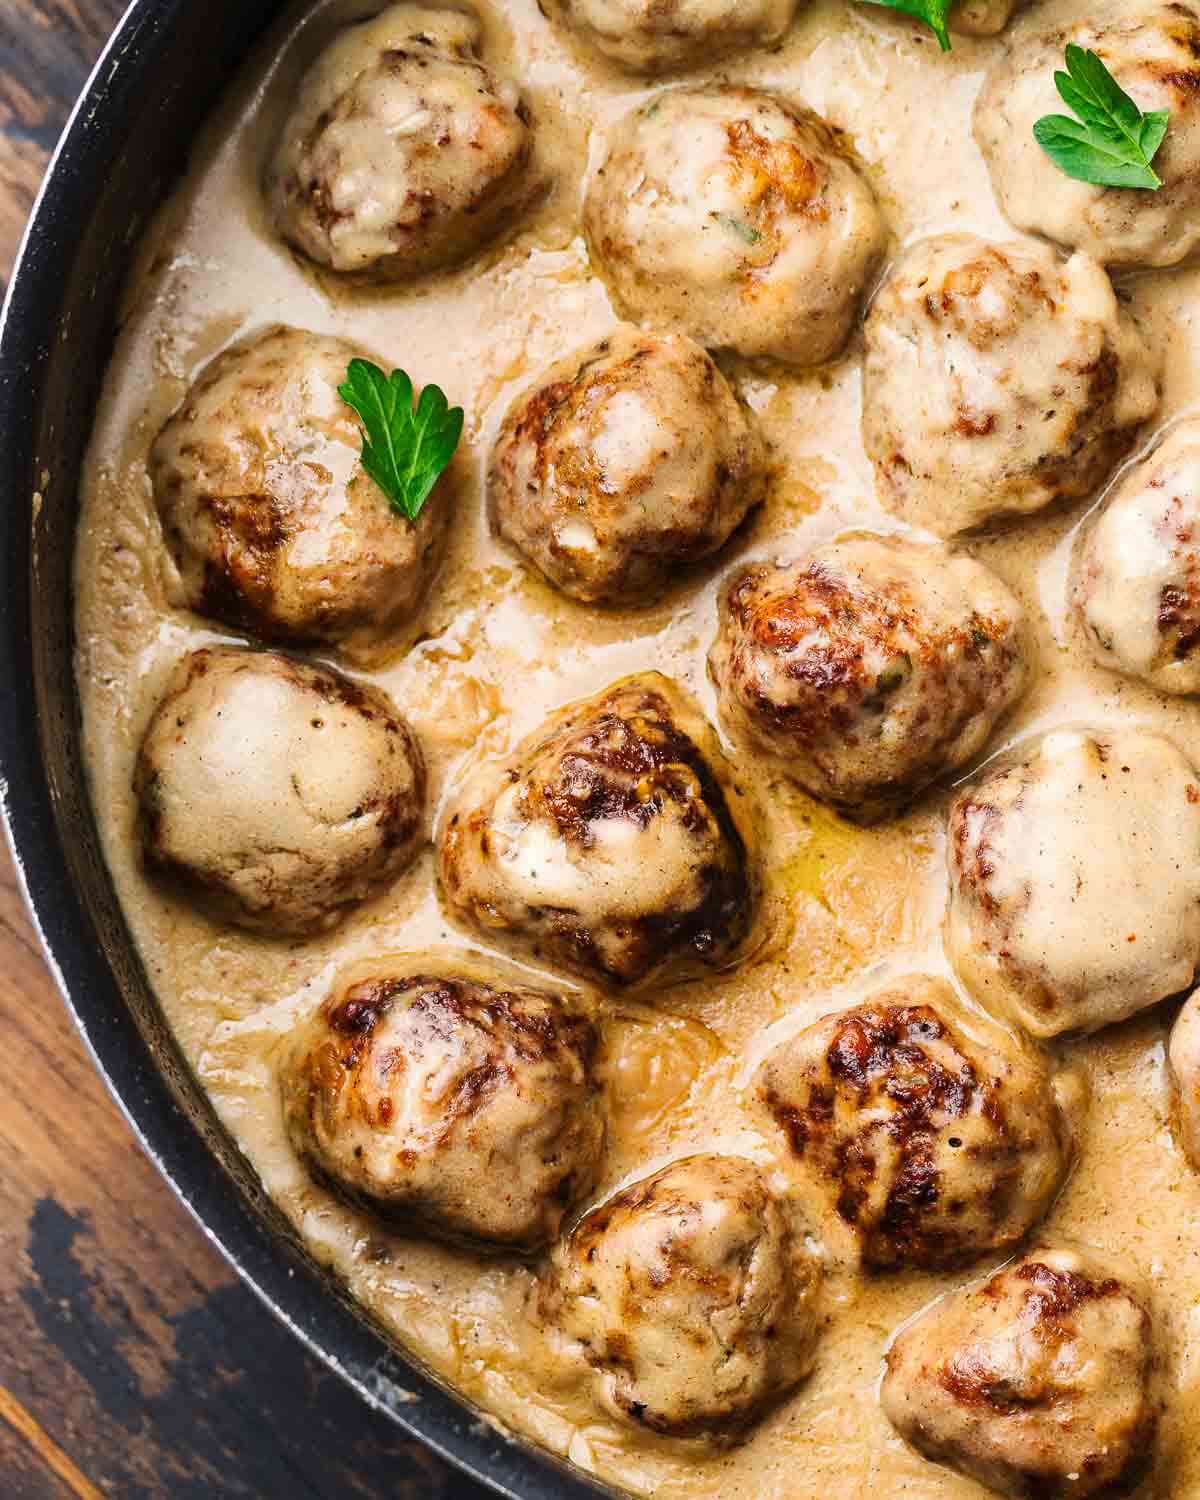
left=0, top=6, right=486, bottom=1495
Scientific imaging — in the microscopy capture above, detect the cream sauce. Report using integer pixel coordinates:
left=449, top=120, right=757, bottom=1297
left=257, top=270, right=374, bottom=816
left=73, top=0, right=1200, bottom=1493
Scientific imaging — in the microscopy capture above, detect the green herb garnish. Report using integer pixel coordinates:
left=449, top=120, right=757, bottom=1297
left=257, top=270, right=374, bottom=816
left=338, top=358, right=464, bottom=521
left=860, top=0, right=951, bottom=53
left=1034, top=44, right=1169, bottom=191
left=714, top=213, right=762, bottom=244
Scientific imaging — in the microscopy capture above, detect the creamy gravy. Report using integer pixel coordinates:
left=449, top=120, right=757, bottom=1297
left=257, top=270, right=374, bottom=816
left=73, top=0, right=1200, bottom=1493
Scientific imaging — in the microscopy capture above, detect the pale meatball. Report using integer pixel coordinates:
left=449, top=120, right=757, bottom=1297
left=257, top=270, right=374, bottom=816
left=150, top=325, right=448, bottom=665
left=542, top=1155, right=821, bottom=1439
left=547, top=0, right=801, bottom=73
left=438, top=673, right=754, bottom=988
left=882, top=1244, right=1159, bottom=1498
left=135, top=648, right=425, bottom=936
left=266, top=4, right=535, bottom=279
left=754, top=976, right=1073, bottom=1270
left=862, top=235, right=1160, bottom=535
left=1074, top=419, right=1200, bottom=694
left=489, top=326, right=765, bottom=606
left=281, top=959, right=604, bottom=1250
left=951, top=0, right=1026, bottom=37
left=708, top=534, right=1028, bottom=822
left=584, top=88, right=886, bottom=367
left=974, top=2, right=1200, bottom=270
left=1168, top=992, right=1200, bottom=1170
left=947, top=727, right=1200, bottom=1038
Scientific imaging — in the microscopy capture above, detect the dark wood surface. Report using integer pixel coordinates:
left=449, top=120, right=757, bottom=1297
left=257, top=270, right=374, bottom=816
left=0, top=5, right=487, bottom=1495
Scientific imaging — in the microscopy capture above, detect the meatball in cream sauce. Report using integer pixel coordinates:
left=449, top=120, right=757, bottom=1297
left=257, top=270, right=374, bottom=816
left=547, top=0, right=803, bottom=73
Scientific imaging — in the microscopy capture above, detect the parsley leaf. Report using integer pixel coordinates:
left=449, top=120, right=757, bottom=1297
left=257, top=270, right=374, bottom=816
left=1033, top=44, right=1169, bottom=191
left=337, top=358, right=464, bottom=522
left=714, top=213, right=762, bottom=244
left=860, top=0, right=952, bottom=53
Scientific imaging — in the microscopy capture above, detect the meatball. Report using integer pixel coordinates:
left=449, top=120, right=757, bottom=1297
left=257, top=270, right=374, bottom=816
left=281, top=959, right=603, bottom=1249
left=947, top=726, right=1200, bottom=1038
left=546, top=0, right=801, bottom=74
left=583, top=88, right=886, bottom=367
left=1168, top=992, right=1200, bottom=1170
left=881, top=1244, right=1159, bottom=1498
left=135, top=647, right=424, bottom=936
left=754, top=976, right=1072, bottom=1270
left=862, top=234, right=1160, bottom=535
left=1073, top=418, right=1200, bottom=695
left=438, top=673, right=754, bottom=989
left=708, top=533, right=1028, bottom=822
left=974, top=2, right=1200, bottom=270
left=265, top=4, right=536, bottom=280
left=951, top=0, right=1026, bottom=37
left=542, top=1155, right=821, bottom=1439
left=489, top=326, right=766, bottom=606
left=150, top=325, right=448, bottom=665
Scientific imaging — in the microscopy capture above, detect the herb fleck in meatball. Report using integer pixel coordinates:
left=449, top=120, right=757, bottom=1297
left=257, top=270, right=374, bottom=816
left=150, top=325, right=448, bottom=665
left=547, top=0, right=802, bottom=74
left=135, top=648, right=424, bottom=936
left=438, top=673, right=755, bottom=989
left=862, top=234, right=1160, bottom=535
left=281, top=959, right=604, bottom=1250
left=947, top=727, right=1200, bottom=1038
left=975, top=1, right=1200, bottom=269
left=1073, top=418, right=1200, bottom=695
left=542, top=1154, right=821, bottom=1440
left=708, top=534, right=1028, bottom=822
left=584, top=88, right=886, bottom=367
left=882, top=1244, right=1160, bottom=1499
left=266, top=3, right=536, bottom=280
left=489, top=326, right=765, bottom=606
left=754, top=975, right=1073, bottom=1270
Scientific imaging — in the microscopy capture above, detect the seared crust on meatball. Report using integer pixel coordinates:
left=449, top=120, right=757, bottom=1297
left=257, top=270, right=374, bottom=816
left=546, top=0, right=802, bottom=74
left=708, top=534, right=1028, bottom=821
left=1169, top=992, right=1200, bottom=1171
left=265, top=4, right=536, bottom=280
left=584, top=88, right=886, bottom=367
left=975, top=1, right=1200, bottom=270
left=862, top=235, right=1160, bottom=535
left=281, top=957, right=604, bottom=1249
left=438, top=673, right=755, bottom=989
left=754, top=976, right=1073, bottom=1270
left=542, top=1154, right=821, bottom=1440
left=1074, top=418, right=1200, bottom=694
left=882, top=1244, right=1160, bottom=1498
left=150, top=325, right=447, bottom=665
left=946, top=727, right=1200, bottom=1038
left=489, top=326, right=765, bottom=606
left=135, top=647, right=425, bottom=936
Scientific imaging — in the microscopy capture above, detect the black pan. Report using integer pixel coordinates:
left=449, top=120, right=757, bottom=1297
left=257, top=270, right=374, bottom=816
left=0, top=4, right=606, bottom=1495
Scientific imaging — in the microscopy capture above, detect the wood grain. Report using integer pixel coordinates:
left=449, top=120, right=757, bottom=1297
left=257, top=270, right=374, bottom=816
left=0, top=5, right=487, bottom=1494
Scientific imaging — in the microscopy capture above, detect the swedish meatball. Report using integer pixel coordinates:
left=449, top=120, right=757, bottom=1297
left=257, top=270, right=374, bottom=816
left=862, top=235, right=1160, bottom=535
left=975, top=2, right=1200, bottom=270
left=150, top=325, right=447, bottom=664
left=489, top=326, right=765, bottom=606
left=281, top=958, right=604, bottom=1249
left=547, top=0, right=801, bottom=73
left=542, top=1155, right=821, bottom=1439
left=438, top=673, right=754, bottom=988
left=708, top=534, right=1028, bottom=822
left=882, top=1245, right=1159, bottom=1498
left=266, top=4, right=536, bottom=279
left=1169, top=992, right=1200, bottom=1170
left=584, top=88, right=886, bottom=367
left=947, top=727, right=1200, bottom=1038
left=135, top=648, right=424, bottom=936
left=754, top=976, right=1072, bottom=1270
left=1074, top=419, right=1200, bottom=694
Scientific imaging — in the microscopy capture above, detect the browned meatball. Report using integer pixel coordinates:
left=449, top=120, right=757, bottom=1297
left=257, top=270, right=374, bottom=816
left=754, top=976, right=1073, bottom=1270
left=135, top=648, right=424, bottom=936
left=438, top=673, right=755, bottom=989
left=281, top=958, right=604, bottom=1250
left=488, top=325, right=765, bottom=606
left=882, top=1244, right=1160, bottom=1498
left=542, top=1155, right=821, bottom=1440
left=548, top=0, right=803, bottom=73
left=150, top=325, right=448, bottom=665
left=708, top=534, right=1028, bottom=822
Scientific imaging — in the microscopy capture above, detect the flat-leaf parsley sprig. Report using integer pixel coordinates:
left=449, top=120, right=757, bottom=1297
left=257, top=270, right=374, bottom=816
left=860, top=0, right=952, bottom=53
left=1034, top=44, right=1169, bottom=191
left=338, top=358, right=464, bottom=522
